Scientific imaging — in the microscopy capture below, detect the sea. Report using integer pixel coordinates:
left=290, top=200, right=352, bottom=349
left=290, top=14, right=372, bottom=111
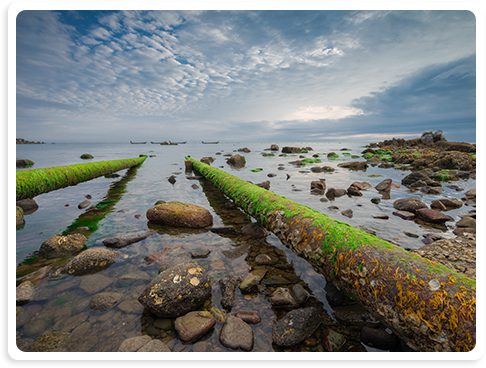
left=14, top=141, right=476, bottom=353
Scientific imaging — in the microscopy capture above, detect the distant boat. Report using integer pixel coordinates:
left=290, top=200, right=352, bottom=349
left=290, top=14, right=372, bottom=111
left=202, top=141, right=219, bottom=144
left=173, top=141, right=187, bottom=144
left=130, top=141, right=147, bottom=144
left=150, top=141, right=163, bottom=144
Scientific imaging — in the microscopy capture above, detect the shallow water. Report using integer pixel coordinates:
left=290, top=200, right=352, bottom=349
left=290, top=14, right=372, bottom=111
left=15, top=141, right=476, bottom=352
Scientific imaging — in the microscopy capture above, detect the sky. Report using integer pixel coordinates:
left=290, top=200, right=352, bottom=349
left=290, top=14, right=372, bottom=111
left=14, top=8, right=478, bottom=143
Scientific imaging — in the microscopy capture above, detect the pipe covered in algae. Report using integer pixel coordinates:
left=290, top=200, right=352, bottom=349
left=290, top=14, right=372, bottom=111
left=187, top=157, right=476, bottom=352
left=16, top=156, right=147, bottom=201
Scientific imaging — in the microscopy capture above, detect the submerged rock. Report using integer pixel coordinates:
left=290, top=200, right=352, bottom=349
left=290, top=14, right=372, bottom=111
left=220, top=275, right=239, bottom=310
left=174, top=311, right=216, bottom=342
left=219, top=315, right=254, bottom=351
left=146, top=201, right=213, bottom=228
left=59, top=248, right=118, bottom=276
left=39, top=233, right=87, bottom=259
left=138, top=261, right=211, bottom=318
left=102, top=231, right=154, bottom=249
left=16, top=281, right=35, bottom=306
left=272, top=307, right=321, bottom=347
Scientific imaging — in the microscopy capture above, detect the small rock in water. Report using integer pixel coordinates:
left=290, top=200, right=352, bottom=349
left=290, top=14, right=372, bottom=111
left=174, top=311, right=216, bottom=342
left=272, top=307, right=321, bottom=347
left=235, top=310, right=261, bottom=325
left=190, top=248, right=211, bottom=259
left=239, top=273, right=258, bottom=294
left=59, top=248, right=118, bottom=276
left=371, top=197, right=381, bottom=204
left=78, top=200, right=91, bottom=209
left=220, top=275, right=239, bottom=310
left=39, top=233, right=87, bottom=259
left=89, top=292, right=123, bottom=311
left=341, top=209, right=353, bottom=218
left=292, top=284, right=310, bottom=304
left=322, top=329, right=346, bottom=352
left=16, top=281, right=35, bottom=306
left=270, top=287, right=299, bottom=308
left=361, top=326, right=400, bottom=351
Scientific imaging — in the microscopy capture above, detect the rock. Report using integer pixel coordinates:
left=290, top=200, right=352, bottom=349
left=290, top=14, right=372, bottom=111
left=220, top=275, right=239, bottom=310
left=255, top=180, right=271, bottom=190
left=174, top=311, right=216, bottom=342
left=310, top=180, right=326, bottom=193
left=292, top=284, right=309, bottom=304
left=138, top=261, right=211, bottom=318
left=201, top=157, right=214, bottom=165
left=325, top=188, right=347, bottom=199
left=272, top=307, right=321, bottom=347
left=282, top=146, right=304, bottom=153
left=393, top=197, right=428, bottom=213
left=433, top=130, right=445, bottom=142
left=168, top=175, right=177, bottom=184
left=239, top=273, right=258, bottom=294
left=415, top=208, right=453, bottom=223
left=341, top=209, right=353, bottom=218
left=235, top=310, right=261, bottom=324
left=137, top=339, right=171, bottom=352
left=420, top=186, right=445, bottom=195
left=190, top=248, right=211, bottom=258
left=456, top=216, right=476, bottom=228
left=219, top=315, right=254, bottom=351
left=80, top=274, right=114, bottom=294
left=89, top=292, right=123, bottom=311
left=371, top=197, right=381, bottom=204
left=254, top=254, right=273, bottom=265
left=361, top=326, right=400, bottom=351
left=16, top=198, right=39, bottom=214
left=80, top=153, right=93, bottom=159
left=23, top=318, right=49, bottom=338
left=16, top=281, right=35, bottom=305
left=372, top=214, right=389, bottom=220
left=392, top=211, right=416, bottom=220
left=375, top=179, right=392, bottom=192
left=28, top=331, right=71, bottom=352
left=78, top=200, right=91, bottom=209
left=269, top=287, right=299, bottom=308
left=332, top=303, right=380, bottom=328
left=431, top=199, right=463, bottom=210
left=241, top=222, right=268, bottom=237
left=102, top=231, right=154, bottom=249
left=351, top=181, right=372, bottom=190
left=402, top=170, right=433, bottom=185
left=325, top=282, right=355, bottom=307
left=465, top=188, right=476, bottom=198
left=59, top=248, right=118, bottom=276
left=227, top=154, right=246, bottom=166
left=222, top=243, right=251, bottom=260
left=146, top=201, right=213, bottom=228
left=346, top=184, right=362, bottom=196
left=267, top=173, right=277, bottom=177
left=322, top=329, right=346, bottom=352
left=238, top=147, right=251, bottom=153
left=184, top=159, right=193, bottom=171
left=16, top=159, right=35, bottom=167
left=39, top=233, right=87, bottom=259
left=421, top=130, right=434, bottom=144
left=118, top=335, right=153, bottom=352
left=337, top=161, right=368, bottom=170
left=16, top=206, right=24, bottom=227
left=270, top=144, right=279, bottom=151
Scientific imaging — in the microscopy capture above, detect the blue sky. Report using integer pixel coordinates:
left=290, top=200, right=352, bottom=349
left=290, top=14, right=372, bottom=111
left=15, top=9, right=477, bottom=143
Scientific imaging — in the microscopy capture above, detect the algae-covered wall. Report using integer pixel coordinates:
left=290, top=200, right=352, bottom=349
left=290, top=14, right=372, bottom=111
left=16, top=157, right=147, bottom=201
left=187, top=157, right=475, bottom=352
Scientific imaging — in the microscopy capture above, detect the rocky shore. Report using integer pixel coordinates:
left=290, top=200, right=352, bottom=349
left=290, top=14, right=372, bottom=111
left=15, top=130, right=476, bottom=353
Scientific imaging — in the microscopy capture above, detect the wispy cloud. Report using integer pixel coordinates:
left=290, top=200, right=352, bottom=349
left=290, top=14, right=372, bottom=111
left=15, top=10, right=476, bottom=142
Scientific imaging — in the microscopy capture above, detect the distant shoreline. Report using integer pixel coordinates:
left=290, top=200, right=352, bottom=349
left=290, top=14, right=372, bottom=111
left=16, top=138, right=45, bottom=144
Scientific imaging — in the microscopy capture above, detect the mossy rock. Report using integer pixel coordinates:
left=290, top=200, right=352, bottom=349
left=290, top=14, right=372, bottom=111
left=16, top=159, right=34, bottom=168
left=80, top=153, right=94, bottom=159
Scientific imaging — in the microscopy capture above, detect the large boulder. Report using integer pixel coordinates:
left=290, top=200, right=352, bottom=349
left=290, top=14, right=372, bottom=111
left=146, top=201, right=212, bottom=228
left=226, top=154, right=246, bottom=167
left=59, top=248, right=119, bottom=276
left=421, top=130, right=434, bottom=144
left=39, top=233, right=87, bottom=259
left=138, top=261, right=211, bottom=318
left=16, top=198, right=39, bottom=214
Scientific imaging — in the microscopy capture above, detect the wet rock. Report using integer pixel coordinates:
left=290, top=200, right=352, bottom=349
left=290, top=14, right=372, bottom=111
left=392, top=210, right=416, bottom=220
left=270, top=144, right=279, bottom=151
left=351, top=181, right=372, bottom=190
left=219, top=315, right=254, bottom=351
left=332, top=303, right=380, bottom=329
left=78, top=200, right=91, bottom=209
left=210, top=226, right=239, bottom=235
left=16, top=206, right=24, bottom=227
left=341, top=209, right=353, bottom=218
left=421, top=130, right=434, bottom=144
left=282, top=146, right=304, bottom=153
left=255, top=254, right=273, bottom=265
left=420, top=186, right=445, bottom=195
left=270, top=287, right=299, bottom=308
left=241, top=222, right=268, bottom=237
left=464, top=188, right=476, bottom=198
left=16, top=198, right=39, bottom=214
left=39, top=233, right=87, bottom=259
left=235, top=310, right=261, bottom=325
left=272, top=307, right=320, bottom=347
left=337, top=161, right=368, bottom=170
left=292, top=284, right=309, bottom=304
left=102, top=231, right=154, bottom=249
left=422, top=233, right=444, bottom=245
left=118, top=335, right=153, bottom=352
left=255, top=180, right=271, bottom=190
left=372, top=214, right=389, bottom=220
left=401, top=169, right=433, bottom=185
left=59, top=248, right=118, bottom=276
left=174, top=311, right=216, bottom=342
left=80, top=154, right=93, bottom=159
left=393, top=197, right=428, bottom=213
left=325, top=188, right=347, bottom=199
left=17, top=281, right=35, bottom=306
left=456, top=216, right=476, bottom=228
left=190, top=248, right=211, bottom=258
left=415, top=208, right=453, bottom=223
left=310, top=180, right=326, bottom=194
left=89, top=292, right=123, bottom=311
left=371, top=197, right=381, bottom=204
left=222, top=243, right=251, bottom=261
left=227, top=154, right=246, bottom=166
left=136, top=339, right=171, bottom=352
left=138, top=261, right=211, bottom=318
left=201, top=157, right=214, bottom=165
left=431, top=199, right=463, bottom=210
left=16, top=158, right=35, bottom=167
left=346, top=184, right=362, bottom=196
left=28, top=331, right=71, bottom=352
left=239, top=273, right=259, bottom=294
left=322, top=329, right=346, bottom=352
left=220, top=275, right=239, bottom=310
left=146, top=201, right=213, bottom=228
left=375, top=179, right=392, bottom=192
left=23, top=318, right=49, bottom=338
left=80, top=274, right=114, bottom=294
left=361, top=326, right=401, bottom=351
left=325, top=282, right=356, bottom=307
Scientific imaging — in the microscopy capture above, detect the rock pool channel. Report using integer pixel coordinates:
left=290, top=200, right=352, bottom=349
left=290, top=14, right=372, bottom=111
left=15, top=140, right=476, bottom=353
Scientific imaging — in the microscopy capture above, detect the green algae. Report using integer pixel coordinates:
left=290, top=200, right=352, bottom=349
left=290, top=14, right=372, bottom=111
left=16, top=156, right=146, bottom=201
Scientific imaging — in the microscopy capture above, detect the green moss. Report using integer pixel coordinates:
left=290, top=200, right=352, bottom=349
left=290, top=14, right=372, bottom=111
left=327, top=153, right=339, bottom=158
left=300, top=158, right=322, bottom=166
left=262, top=152, right=275, bottom=156
left=362, top=152, right=374, bottom=159
left=376, top=150, right=392, bottom=155
left=251, top=168, right=263, bottom=172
